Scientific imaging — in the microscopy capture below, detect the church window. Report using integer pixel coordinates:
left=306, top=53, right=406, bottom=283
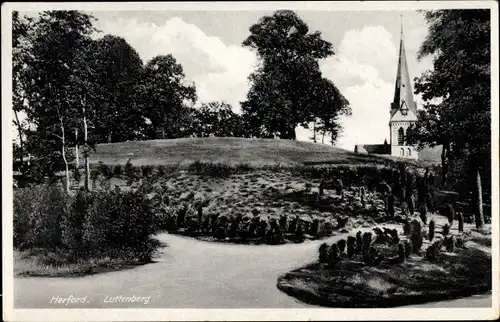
left=398, top=127, right=405, bottom=145
left=408, top=148, right=411, bottom=156
left=400, top=148, right=404, bottom=156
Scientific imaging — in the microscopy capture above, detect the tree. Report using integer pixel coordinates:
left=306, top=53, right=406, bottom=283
left=408, top=9, right=490, bottom=228
left=21, top=10, right=97, bottom=192
left=406, top=106, right=452, bottom=186
left=87, top=35, right=145, bottom=143
left=192, top=102, right=248, bottom=138
left=241, top=10, right=350, bottom=140
left=12, top=11, right=33, bottom=173
left=137, top=55, right=197, bottom=139
left=310, top=78, right=350, bottom=145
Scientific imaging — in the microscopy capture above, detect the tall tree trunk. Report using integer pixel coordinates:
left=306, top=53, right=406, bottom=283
left=108, top=132, right=112, bottom=143
left=13, top=110, right=24, bottom=172
left=312, top=122, right=317, bottom=143
left=75, top=128, right=79, bottom=169
left=58, top=114, right=70, bottom=194
left=441, top=140, right=450, bottom=187
left=474, top=168, right=485, bottom=229
left=83, top=103, right=90, bottom=191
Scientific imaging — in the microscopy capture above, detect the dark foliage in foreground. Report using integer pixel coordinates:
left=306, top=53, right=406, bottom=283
left=13, top=182, right=162, bottom=263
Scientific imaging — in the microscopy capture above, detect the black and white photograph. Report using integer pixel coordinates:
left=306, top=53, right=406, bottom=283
left=2, top=1, right=498, bottom=321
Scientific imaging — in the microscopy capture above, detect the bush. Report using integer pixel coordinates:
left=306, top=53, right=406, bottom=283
left=319, top=243, right=329, bottom=263
left=73, top=168, right=81, bottom=183
left=363, top=246, right=383, bottom=266
left=294, top=222, right=305, bottom=242
left=279, top=215, right=287, bottom=232
left=444, top=204, right=455, bottom=226
left=124, top=159, right=142, bottom=183
left=141, top=165, right=154, bottom=178
left=403, top=240, right=411, bottom=259
left=442, top=223, right=450, bottom=237
left=387, top=194, right=395, bottom=217
left=113, top=164, right=123, bottom=177
left=458, top=212, right=464, bottom=232
left=97, top=162, right=113, bottom=180
left=310, top=219, right=320, bottom=236
left=408, top=195, right=415, bottom=215
left=410, top=219, right=423, bottom=254
left=428, top=219, right=436, bottom=242
left=188, top=161, right=234, bottom=178
left=419, top=204, right=428, bottom=225
left=362, top=232, right=372, bottom=254
left=328, top=243, right=341, bottom=266
left=398, top=243, right=406, bottom=263
left=347, top=236, right=356, bottom=259
left=157, top=165, right=167, bottom=177
left=13, top=182, right=162, bottom=263
left=90, top=169, right=100, bottom=187
left=288, top=216, right=299, bottom=234
left=235, top=163, right=252, bottom=173
left=444, top=236, right=456, bottom=253
left=337, top=239, right=347, bottom=254
left=425, top=241, right=441, bottom=262
left=14, top=184, right=69, bottom=250
left=356, top=231, right=363, bottom=253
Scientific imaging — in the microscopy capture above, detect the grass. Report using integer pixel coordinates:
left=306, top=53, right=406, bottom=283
left=14, top=249, right=160, bottom=277
left=86, top=137, right=438, bottom=168
left=276, top=219, right=492, bottom=308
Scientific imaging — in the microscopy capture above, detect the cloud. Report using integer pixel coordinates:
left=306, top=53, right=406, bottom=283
left=97, top=17, right=257, bottom=110
left=297, top=26, right=398, bottom=150
left=335, top=26, right=398, bottom=82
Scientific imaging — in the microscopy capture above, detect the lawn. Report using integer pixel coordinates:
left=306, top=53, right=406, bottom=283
left=14, top=249, right=156, bottom=277
left=87, top=137, right=437, bottom=167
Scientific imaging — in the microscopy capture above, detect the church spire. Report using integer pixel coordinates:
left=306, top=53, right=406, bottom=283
left=391, top=14, right=416, bottom=117
left=400, top=13, right=404, bottom=36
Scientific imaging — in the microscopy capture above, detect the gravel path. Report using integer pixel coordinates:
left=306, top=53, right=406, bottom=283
left=14, top=231, right=491, bottom=309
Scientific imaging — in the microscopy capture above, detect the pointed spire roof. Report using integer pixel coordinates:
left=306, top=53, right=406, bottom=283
left=391, top=16, right=417, bottom=119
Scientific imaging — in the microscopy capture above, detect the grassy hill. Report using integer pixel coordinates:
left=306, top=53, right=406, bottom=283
left=88, top=137, right=437, bottom=168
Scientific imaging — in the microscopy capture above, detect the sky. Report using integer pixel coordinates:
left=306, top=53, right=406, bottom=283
left=19, top=9, right=435, bottom=150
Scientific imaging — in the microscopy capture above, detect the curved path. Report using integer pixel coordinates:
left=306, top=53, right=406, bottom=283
left=14, top=232, right=491, bottom=309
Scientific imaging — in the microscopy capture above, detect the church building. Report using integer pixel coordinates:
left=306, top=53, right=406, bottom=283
left=354, top=22, right=419, bottom=160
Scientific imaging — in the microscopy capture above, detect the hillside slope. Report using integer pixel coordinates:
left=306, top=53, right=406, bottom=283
left=88, top=137, right=435, bottom=167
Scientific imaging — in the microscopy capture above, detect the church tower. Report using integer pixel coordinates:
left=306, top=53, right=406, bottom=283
left=389, top=18, right=418, bottom=159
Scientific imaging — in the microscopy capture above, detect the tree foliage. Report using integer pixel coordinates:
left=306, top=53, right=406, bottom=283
left=12, top=12, right=34, bottom=170
left=241, top=10, right=350, bottom=141
left=137, top=54, right=197, bottom=139
left=20, top=11, right=97, bottom=184
left=191, top=102, right=248, bottom=138
left=407, top=9, right=491, bottom=227
left=87, top=35, right=145, bottom=143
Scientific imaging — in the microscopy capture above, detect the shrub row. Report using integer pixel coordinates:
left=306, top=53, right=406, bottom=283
left=318, top=228, right=395, bottom=267
left=86, top=160, right=436, bottom=188
left=153, top=203, right=343, bottom=245
left=318, top=215, right=470, bottom=268
left=13, top=182, right=162, bottom=263
left=139, top=179, right=345, bottom=244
